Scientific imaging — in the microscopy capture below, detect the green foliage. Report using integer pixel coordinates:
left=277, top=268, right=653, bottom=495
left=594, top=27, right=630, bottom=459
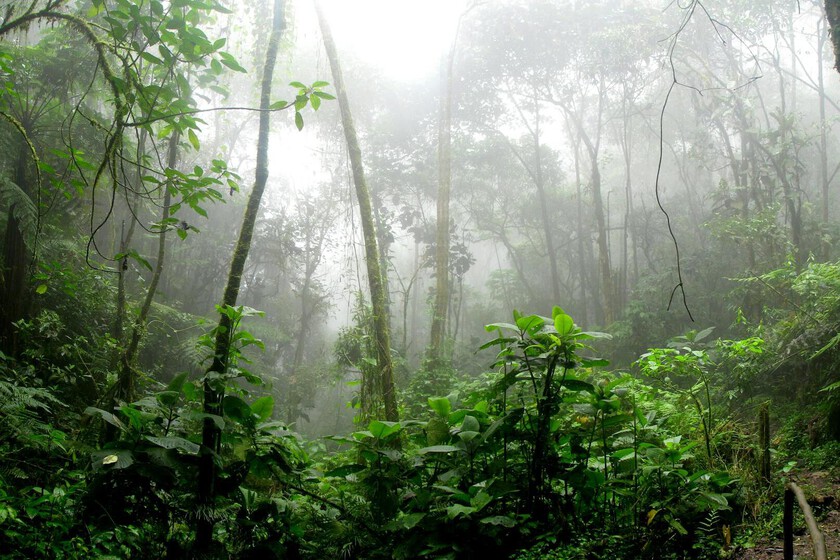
left=304, top=308, right=741, bottom=559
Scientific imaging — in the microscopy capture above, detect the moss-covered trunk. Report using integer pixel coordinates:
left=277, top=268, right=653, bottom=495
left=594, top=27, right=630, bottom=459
left=194, top=0, right=285, bottom=552
left=826, top=0, right=840, bottom=73
left=315, top=1, right=398, bottom=422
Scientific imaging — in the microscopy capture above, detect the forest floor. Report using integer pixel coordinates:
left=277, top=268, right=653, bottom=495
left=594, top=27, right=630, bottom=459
left=734, top=470, right=840, bottom=560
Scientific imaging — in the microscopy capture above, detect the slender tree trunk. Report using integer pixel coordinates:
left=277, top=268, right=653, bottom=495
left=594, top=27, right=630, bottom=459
left=315, top=1, right=398, bottom=422
left=531, top=97, right=561, bottom=306
left=573, top=141, right=590, bottom=326
left=575, top=118, right=612, bottom=325
left=115, top=131, right=178, bottom=405
left=288, top=212, right=325, bottom=423
left=112, top=127, right=149, bottom=350
left=194, top=0, right=285, bottom=552
left=429, top=42, right=454, bottom=367
left=817, top=17, right=831, bottom=258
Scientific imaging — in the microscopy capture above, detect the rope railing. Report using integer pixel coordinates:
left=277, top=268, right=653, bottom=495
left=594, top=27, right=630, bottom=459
left=784, top=481, right=828, bottom=560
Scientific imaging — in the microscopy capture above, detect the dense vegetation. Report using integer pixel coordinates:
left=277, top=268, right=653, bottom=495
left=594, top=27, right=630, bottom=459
left=2, top=0, right=840, bottom=558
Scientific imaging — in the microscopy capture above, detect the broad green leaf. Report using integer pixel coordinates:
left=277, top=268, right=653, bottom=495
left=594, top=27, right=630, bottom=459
left=428, top=396, right=451, bottom=417
left=516, top=314, right=544, bottom=334
left=188, top=129, right=200, bottom=150
left=417, top=445, right=459, bottom=454
left=612, top=448, right=636, bottom=460
left=446, top=504, right=475, bottom=519
left=580, top=358, right=609, bottom=368
left=700, top=492, right=729, bottom=509
left=219, top=51, right=246, bottom=72
left=694, top=326, right=715, bottom=342
left=223, top=395, right=253, bottom=424
left=156, top=390, right=180, bottom=408
left=250, top=395, right=274, bottom=422
left=554, top=313, right=574, bottom=336
left=166, top=372, right=189, bottom=393
left=368, top=420, right=402, bottom=439
left=140, top=51, right=164, bottom=65
left=35, top=284, right=47, bottom=294
left=145, top=436, right=200, bottom=454
left=461, top=415, right=480, bottom=433
left=484, top=322, right=518, bottom=333
left=294, top=111, right=304, bottom=131
left=84, top=407, right=125, bottom=431
left=182, top=411, right=225, bottom=429
left=667, top=516, right=688, bottom=535
left=478, top=336, right=516, bottom=350
left=128, top=249, right=152, bottom=271
left=92, top=449, right=134, bottom=470
left=311, top=80, right=329, bottom=87
left=458, top=431, right=480, bottom=442
left=481, top=515, right=516, bottom=527
left=558, top=379, right=595, bottom=393
left=470, top=490, right=492, bottom=510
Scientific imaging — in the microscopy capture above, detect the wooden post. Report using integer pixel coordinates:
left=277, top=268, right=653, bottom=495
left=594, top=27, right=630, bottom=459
left=759, top=403, right=771, bottom=485
left=784, top=485, right=794, bottom=560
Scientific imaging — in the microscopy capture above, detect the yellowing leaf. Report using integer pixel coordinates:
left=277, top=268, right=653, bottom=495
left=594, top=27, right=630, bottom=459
left=647, top=509, right=658, bottom=525
left=102, top=454, right=119, bottom=466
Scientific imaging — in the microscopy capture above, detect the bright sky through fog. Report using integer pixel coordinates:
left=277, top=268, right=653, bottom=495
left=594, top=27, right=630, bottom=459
left=313, top=0, right=465, bottom=81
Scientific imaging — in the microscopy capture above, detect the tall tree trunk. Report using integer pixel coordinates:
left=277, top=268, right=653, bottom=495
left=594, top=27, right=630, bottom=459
left=572, top=139, right=590, bottom=326
left=507, top=91, right=561, bottom=307
left=315, top=1, right=398, bottom=422
left=429, top=42, right=455, bottom=367
left=112, top=126, right=150, bottom=350
left=826, top=0, right=840, bottom=73
left=194, top=0, right=285, bottom=552
left=0, top=143, right=33, bottom=356
left=575, top=119, right=613, bottom=325
left=817, top=16, right=831, bottom=258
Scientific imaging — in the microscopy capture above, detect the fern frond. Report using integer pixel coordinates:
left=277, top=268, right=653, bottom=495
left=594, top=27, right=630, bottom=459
left=0, top=175, right=37, bottom=248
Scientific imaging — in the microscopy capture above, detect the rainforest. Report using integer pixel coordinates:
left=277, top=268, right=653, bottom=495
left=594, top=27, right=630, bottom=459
left=2, top=1, right=840, bottom=559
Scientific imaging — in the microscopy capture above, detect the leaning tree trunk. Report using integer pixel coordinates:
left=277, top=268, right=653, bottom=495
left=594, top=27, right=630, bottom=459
left=194, top=0, right=285, bottom=552
left=315, top=1, right=398, bottom=422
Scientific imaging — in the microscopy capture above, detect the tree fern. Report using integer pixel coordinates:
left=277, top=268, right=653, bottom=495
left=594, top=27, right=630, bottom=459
left=0, top=175, right=37, bottom=248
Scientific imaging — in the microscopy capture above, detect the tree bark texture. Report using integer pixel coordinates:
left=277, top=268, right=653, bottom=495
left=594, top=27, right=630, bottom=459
left=195, top=0, right=285, bottom=552
left=826, top=0, right=840, bottom=73
left=315, top=1, right=399, bottom=422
